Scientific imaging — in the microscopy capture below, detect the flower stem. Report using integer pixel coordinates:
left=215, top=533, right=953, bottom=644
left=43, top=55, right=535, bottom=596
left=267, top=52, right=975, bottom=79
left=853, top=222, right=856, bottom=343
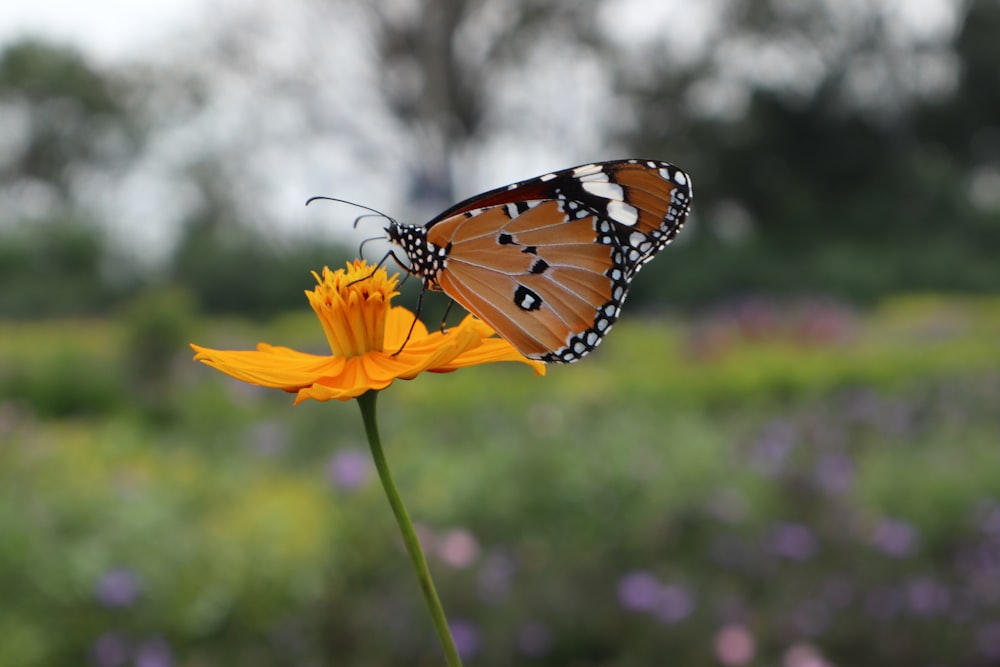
left=356, top=390, right=463, bottom=667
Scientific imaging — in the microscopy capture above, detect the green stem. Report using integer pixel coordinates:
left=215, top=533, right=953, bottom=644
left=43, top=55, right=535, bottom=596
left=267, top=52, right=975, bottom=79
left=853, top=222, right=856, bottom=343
left=356, top=390, right=463, bottom=667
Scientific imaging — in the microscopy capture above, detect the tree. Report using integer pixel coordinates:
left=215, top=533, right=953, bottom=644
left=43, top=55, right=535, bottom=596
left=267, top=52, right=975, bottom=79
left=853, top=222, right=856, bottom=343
left=0, top=38, right=140, bottom=211
left=0, top=39, right=144, bottom=316
left=613, top=0, right=1000, bottom=302
left=142, top=0, right=610, bottom=225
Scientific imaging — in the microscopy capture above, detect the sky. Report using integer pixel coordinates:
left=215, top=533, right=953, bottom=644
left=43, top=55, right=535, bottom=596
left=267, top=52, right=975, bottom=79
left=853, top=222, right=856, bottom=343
left=0, top=0, right=205, bottom=62
left=0, top=0, right=958, bottom=60
left=0, top=0, right=963, bottom=262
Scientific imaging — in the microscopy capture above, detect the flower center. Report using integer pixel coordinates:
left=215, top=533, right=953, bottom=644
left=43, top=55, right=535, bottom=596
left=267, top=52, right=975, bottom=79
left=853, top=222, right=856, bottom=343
left=308, top=260, right=399, bottom=357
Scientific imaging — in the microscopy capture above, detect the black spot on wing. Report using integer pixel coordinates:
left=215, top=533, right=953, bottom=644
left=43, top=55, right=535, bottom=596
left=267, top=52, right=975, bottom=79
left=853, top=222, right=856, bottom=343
left=529, top=258, right=549, bottom=275
left=514, top=285, right=543, bottom=311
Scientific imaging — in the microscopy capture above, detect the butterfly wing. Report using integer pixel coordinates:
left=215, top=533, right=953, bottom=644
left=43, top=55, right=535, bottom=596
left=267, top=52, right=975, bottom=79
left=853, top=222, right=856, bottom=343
left=424, top=159, right=692, bottom=363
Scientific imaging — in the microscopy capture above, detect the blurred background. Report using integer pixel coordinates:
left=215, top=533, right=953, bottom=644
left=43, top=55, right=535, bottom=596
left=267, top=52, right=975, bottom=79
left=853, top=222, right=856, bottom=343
left=2, top=0, right=999, bottom=665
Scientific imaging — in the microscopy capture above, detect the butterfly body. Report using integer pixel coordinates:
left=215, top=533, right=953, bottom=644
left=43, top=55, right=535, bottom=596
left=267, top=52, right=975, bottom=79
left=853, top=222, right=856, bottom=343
left=386, top=159, right=692, bottom=363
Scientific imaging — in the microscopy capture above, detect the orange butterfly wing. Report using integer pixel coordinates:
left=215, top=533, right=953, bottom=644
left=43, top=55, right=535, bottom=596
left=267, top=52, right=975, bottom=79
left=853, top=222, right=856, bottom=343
left=419, top=160, right=692, bottom=362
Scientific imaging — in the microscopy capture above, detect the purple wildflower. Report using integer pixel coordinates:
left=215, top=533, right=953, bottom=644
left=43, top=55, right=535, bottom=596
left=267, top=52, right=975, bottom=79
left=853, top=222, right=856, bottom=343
left=448, top=619, right=482, bottom=659
left=767, top=522, right=817, bottom=561
left=906, top=577, right=951, bottom=616
left=327, top=448, right=370, bottom=492
left=654, top=584, right=696, bottom=624
left=813, top=452, right=854, bottom=494
left=617, top=570, right=661, bottom=613
left=95, top=569, right=142, bottom=609
left=749, top=420, right=797, bottom=476
left=872, top=518, right=920, bottom=558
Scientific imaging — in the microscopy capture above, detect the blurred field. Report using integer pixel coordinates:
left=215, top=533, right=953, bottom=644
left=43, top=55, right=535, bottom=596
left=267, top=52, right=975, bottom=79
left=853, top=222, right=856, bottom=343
left=2, top=294, right=999, bottom=666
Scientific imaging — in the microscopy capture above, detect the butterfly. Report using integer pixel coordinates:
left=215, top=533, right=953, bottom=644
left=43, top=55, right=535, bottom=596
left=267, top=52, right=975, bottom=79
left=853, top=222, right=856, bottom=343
left=321, top=159, right=692, bottom=363
left=382, top=159, right=693, bottom=362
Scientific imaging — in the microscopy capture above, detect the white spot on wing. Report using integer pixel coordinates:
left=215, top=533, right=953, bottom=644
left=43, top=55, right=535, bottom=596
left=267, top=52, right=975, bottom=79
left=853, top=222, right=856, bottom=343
left=572, top=164, right=602, bottom=178
left=608, top=200, right=639, bottom=226
left=582, top=181, right=624, bottom=200
left=539, top=173, right=557, bottom=182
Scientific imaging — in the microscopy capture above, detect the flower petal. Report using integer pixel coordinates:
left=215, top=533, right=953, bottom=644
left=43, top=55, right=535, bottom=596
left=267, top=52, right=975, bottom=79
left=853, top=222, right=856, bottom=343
left=421, top=315, right=546, bottom=375
left=191, top=263, right=545, bottom=405
left=438, top=337, right=547, bottom=375
left=191, top=343, right=345, bottom=390
left=295, top=358, right=394, bottom=403
left=383, top=305, right=430, bottom=350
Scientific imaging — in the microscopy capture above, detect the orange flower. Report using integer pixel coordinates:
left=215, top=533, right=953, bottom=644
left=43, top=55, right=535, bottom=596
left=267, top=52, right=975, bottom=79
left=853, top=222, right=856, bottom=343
left=191, top=260, right=545, bottom=402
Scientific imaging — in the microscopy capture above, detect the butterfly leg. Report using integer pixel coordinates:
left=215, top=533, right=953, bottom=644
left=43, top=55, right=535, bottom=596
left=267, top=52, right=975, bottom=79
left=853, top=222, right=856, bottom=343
left=439, top=299, right=456, bottom=334
left=348, top=249, right=413, bottom=287
left=392, top=285, right=426, bottom=357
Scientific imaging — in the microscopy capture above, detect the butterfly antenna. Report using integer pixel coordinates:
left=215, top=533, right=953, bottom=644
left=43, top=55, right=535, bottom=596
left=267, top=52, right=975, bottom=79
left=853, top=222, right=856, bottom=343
left=305, top=196, right=399, bottom=227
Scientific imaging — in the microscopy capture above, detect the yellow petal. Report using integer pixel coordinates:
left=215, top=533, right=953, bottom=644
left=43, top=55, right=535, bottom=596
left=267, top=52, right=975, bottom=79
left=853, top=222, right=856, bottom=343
left=383, top=305, right=430, bottom=350
left=439, top=338, right=547, bottom=375
left=191, top=343, right=346, bottom=390
left=191, top=263, right=545, bottom=405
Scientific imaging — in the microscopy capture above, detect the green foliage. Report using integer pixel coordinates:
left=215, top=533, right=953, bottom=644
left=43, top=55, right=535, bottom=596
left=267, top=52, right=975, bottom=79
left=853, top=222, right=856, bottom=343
left=0, top=38, right=139, bottom=194
left=0, top=218, right=128, bottom=317
left=0, top=420, right=334, bottom=666
left=2, top=296, right=1000, bottom=665
left=618, top=0, right=1000, bottom=305
left=118, top=287, right=197, bottom=419
left=0, top=320, right=124, bottom=417
left=169, top=219, right=352, bottom=318
left=0, top=39, right=118, bottom=111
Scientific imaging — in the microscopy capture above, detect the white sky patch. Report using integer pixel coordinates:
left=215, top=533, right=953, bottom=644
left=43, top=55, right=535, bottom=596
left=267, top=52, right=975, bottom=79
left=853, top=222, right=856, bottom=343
left=599, top=0, right=724, bottom=63
left=0, top=0, right=965, bottom=262
left=0, top=0, right=204, bottom=62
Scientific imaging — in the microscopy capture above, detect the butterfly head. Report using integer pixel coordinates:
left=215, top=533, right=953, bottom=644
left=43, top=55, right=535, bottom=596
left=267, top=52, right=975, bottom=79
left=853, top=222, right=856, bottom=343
left=385, top=221, right=450, bottom=289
